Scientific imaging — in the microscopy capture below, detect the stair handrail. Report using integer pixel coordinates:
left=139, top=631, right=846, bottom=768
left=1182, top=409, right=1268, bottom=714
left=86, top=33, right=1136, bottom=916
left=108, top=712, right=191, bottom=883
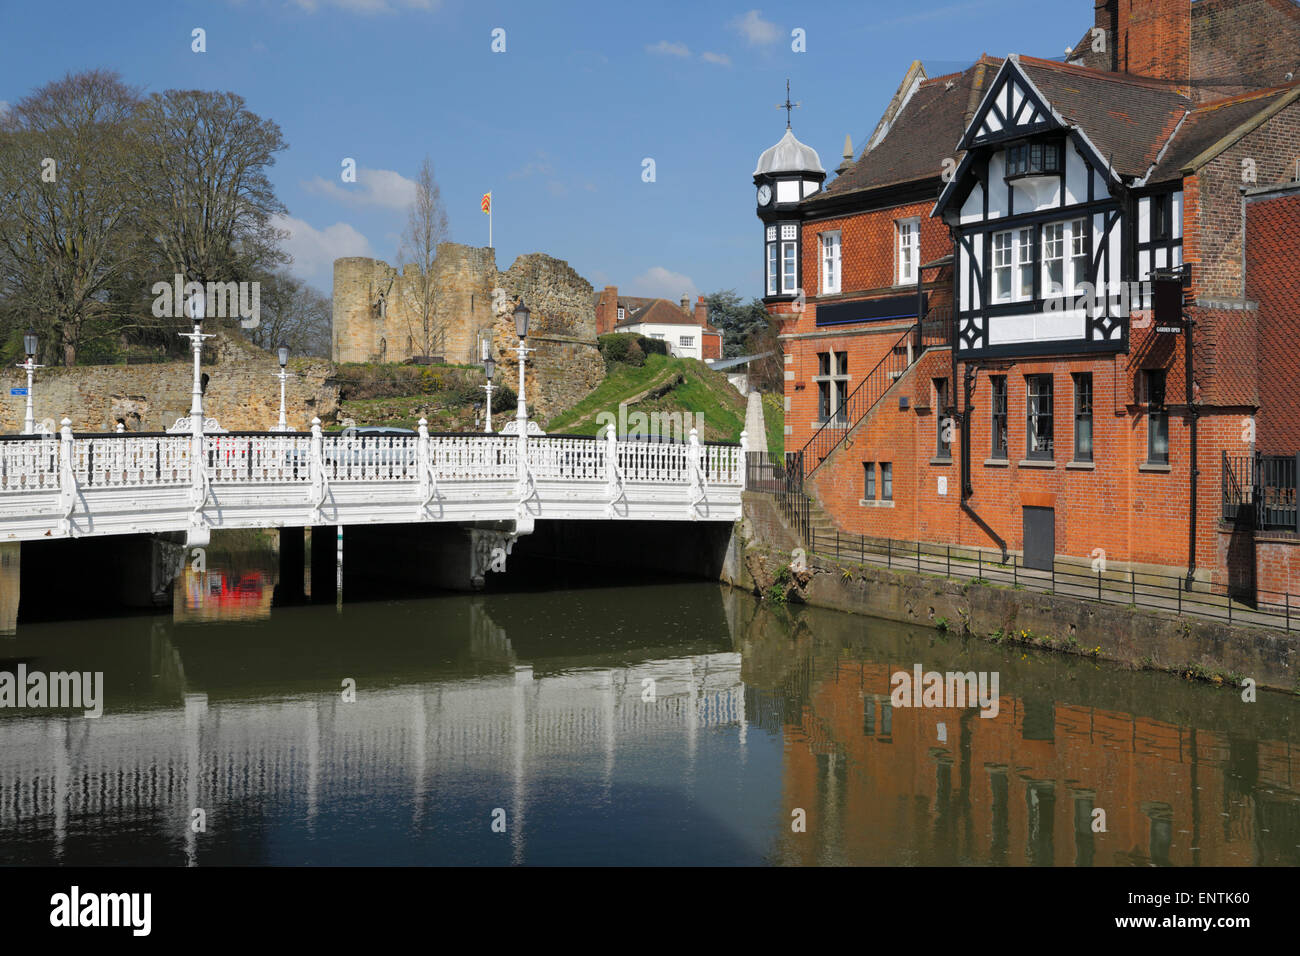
left=795, top=321, right=926, bottom=480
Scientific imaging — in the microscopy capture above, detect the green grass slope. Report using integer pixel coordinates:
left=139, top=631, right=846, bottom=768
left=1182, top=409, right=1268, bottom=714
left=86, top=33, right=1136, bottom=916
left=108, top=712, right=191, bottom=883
left=544, top=353, right=783, bottom=454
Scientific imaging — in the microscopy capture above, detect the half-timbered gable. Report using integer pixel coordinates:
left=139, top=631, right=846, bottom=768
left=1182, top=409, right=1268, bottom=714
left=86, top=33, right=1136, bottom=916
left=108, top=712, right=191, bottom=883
left=936, top=55, right=1192, bottom=358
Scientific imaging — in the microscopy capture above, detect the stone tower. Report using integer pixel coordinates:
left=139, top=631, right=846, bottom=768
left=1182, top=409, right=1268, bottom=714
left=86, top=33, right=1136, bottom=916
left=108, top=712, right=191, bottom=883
left=332, top=243, right=605, bottom=419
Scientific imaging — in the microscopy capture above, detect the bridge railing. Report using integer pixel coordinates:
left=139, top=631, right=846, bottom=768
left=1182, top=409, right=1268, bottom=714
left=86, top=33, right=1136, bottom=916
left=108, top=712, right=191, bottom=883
left=0, top=435, right=62, bottom=492
left=431, top=434, right=516, bottom=480
left=0, top=427, right=743, bottom=499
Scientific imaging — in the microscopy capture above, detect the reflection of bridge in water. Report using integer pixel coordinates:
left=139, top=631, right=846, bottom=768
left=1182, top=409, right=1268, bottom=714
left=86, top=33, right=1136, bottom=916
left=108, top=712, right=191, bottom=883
left=0, top=640, right=747, bottom=864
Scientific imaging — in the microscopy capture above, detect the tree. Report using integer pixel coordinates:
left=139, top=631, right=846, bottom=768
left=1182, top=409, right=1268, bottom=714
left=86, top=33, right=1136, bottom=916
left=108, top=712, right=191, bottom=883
left=703, top=289, right=771, bottom=358
left=741, top=317, right=784, bottom=394
left=398, top=156, right=450, bottom=361
left=129, top=89, right=288, bottom=289
left=0, top=70, right=143, bottom=365
left=244, top=270, right=332, bottom=358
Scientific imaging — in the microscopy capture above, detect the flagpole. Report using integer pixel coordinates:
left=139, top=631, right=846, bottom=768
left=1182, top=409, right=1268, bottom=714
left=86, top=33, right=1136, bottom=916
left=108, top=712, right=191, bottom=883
left=489, top=205, right=493, bottom=248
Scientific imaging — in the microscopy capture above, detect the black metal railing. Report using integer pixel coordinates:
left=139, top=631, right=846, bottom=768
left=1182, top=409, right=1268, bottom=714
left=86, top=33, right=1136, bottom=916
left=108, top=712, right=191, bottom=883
left=1222, top=450, right=1300, bottom=532
left=805, top=530, right=1300, bottom=632
left=793, top=313, right=949, bottom=483
left=746, top=450, right=810, bottom=543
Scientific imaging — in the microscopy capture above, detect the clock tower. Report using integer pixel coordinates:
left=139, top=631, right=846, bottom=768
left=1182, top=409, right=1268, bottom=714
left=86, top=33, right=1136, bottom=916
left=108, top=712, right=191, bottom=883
left=754, top=88, right=825, bottom=304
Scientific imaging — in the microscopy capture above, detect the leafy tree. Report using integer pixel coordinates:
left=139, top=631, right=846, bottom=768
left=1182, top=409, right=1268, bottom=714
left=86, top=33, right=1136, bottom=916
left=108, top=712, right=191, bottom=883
left=128, top=89, right=289, bottom=285
left=703, top=289, right=770, bottom=358
left=0, top=70, right=144, bottom=365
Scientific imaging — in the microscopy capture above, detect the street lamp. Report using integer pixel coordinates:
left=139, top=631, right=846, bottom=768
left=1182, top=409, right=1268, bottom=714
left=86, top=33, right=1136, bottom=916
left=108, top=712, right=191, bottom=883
left=179, top=288, right=214, bottom=437
left=482, top=352, right=497, bottom=433
left=512, top=298, right=531, bottom=431
left=272, top=343, right=293, bottom=432
left=17, top=328, right=42, bottom=435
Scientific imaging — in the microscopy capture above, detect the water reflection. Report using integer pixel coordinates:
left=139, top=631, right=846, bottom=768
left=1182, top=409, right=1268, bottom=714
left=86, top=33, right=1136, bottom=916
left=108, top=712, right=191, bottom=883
left=0, top=531, right=1297, bottom=866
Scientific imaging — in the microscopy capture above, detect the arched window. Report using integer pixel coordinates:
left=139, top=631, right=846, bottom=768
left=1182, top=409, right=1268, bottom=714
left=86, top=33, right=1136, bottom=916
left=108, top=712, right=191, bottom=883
left=379, top=337, right=387, bottom=362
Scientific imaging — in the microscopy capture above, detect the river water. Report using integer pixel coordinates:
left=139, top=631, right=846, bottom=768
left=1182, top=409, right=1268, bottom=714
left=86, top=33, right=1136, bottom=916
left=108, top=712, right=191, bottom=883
left=0, top=531, right=1297, bottom=866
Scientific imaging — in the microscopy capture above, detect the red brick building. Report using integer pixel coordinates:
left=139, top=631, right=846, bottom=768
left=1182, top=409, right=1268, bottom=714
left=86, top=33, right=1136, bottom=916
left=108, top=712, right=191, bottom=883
left=757, top=0, right=1300, bottom=598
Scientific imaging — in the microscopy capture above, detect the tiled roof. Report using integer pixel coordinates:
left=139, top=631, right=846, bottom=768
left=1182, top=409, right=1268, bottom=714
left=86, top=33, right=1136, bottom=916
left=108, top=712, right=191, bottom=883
left=616, top=299, right=702, bottom=328
left=1014, top=56, right=1192, bottom=177
left=811, top=55, right=1003, bottom=201
left=1147, top=84, right=1300, bottom=182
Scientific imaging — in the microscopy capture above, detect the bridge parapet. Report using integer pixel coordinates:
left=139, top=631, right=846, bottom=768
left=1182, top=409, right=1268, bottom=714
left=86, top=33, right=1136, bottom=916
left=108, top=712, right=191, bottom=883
left=0, top=423, right=745, bottom=543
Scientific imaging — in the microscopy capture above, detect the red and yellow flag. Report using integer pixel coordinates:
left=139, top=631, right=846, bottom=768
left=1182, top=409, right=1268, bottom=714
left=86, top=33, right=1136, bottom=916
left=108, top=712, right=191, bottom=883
left=481, top=192, right=492, bottom=214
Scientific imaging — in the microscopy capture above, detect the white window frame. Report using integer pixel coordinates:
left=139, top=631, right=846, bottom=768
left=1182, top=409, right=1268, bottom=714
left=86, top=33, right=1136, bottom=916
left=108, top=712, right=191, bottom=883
left=678, top=335, right=694, bottom=348
left=991, top=228, right=1036, bottom=304
left=821, top=231, right=841, bottom=295
left=766, top=242, right=778, bottom=296
left=897, top=218, right=920, bottom=285
left=992, top=230, right=1014, bottom=303
left=1041, top=222, right=1065, bottom=297
left=1068, top=217, right=1088, bottom=293
left=781, top=241, right=798, bottom=294
left=1015, top=227, right=1034, bottom=300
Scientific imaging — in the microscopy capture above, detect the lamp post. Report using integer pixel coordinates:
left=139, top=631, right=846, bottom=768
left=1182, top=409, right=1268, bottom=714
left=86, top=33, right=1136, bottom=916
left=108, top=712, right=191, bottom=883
left=482, top=352, right=497, bottom=433
left=17, top=328, right=42, bottom=435
left=272, top=343, right=292, bottom=432
left=513, top=298, right=532, bottom=430
left=178, top=290, right=214, bottom=437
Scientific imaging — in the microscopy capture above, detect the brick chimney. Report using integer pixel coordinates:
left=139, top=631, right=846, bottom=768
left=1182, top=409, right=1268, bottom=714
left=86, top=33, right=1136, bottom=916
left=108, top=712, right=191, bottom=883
left=597, top=285, right=618, bottom=335
left=694, top=295, right=709, bottom=329
left=680, top=294, right=691, bottom=313
left=1101, top=0, right=1191, bottom=94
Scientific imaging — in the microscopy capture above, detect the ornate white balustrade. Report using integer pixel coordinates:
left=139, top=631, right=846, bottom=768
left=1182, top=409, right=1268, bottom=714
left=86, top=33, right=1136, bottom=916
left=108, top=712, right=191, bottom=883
left=0, top=420, right=745, bottom=543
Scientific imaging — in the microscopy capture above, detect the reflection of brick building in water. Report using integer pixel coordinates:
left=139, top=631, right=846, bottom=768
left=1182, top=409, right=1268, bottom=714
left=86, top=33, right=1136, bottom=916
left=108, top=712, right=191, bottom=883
left=773, top=653, right=1299, bottom=866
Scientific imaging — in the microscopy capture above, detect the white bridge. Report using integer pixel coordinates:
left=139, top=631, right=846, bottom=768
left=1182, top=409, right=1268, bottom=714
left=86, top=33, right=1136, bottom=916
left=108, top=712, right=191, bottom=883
left=0, top=418, right=745, bottom=546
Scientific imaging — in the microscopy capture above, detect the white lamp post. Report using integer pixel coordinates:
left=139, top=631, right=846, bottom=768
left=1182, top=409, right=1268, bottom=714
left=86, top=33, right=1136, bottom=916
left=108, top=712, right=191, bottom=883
left=178, top=290, right=214, bottom=437
left=17, top=328, right=42, bottom=435
left=272, top=343, right=294, bottom=432
left=482, top=352, right=497, bottom=433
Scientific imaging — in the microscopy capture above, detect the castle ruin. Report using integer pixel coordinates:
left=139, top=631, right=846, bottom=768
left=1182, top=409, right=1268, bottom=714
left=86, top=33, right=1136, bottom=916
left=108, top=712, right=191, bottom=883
left=332, top=244, right=605, bottom=419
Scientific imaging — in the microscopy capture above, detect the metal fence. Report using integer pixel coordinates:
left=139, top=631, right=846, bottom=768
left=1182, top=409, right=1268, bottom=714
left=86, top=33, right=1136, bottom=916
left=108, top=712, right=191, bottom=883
left=745, top=451, right=809, bottom=543
left=1222, top=450, right=1300, bottom=532
left=806, top=528, right=1300, bottom=632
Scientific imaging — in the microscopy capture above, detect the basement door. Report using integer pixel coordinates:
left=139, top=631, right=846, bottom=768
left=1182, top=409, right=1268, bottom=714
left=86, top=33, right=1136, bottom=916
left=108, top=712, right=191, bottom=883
left=1022, top=506, right=1055, bottom=572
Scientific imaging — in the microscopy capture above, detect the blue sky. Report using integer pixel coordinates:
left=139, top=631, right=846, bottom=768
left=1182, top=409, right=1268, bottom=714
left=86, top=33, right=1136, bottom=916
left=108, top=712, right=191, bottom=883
left=0, top=0, right=1087, bottom=301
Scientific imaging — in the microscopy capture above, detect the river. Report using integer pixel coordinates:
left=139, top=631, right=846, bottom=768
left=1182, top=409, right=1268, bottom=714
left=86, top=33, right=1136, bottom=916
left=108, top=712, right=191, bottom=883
left=0, top=530, right=1296, bottom=866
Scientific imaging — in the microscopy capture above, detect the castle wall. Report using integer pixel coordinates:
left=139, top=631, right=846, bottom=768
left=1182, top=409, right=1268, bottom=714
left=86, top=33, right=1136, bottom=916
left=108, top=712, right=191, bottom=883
left=333, top=244, right=605, bottom=421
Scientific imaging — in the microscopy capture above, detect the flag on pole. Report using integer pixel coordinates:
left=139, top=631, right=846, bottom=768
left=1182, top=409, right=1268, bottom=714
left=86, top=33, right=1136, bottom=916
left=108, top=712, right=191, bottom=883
left=481, top=192, right=491, bottom=214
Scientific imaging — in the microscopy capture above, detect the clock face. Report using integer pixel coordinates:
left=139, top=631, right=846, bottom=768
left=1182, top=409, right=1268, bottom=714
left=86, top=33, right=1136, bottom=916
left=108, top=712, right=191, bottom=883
left=757, top=184, right=772, bottom=206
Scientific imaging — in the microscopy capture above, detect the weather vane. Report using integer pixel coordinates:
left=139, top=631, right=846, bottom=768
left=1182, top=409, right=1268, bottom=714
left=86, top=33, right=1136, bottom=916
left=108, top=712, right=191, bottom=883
left=777, top=79, right=800, bottom=129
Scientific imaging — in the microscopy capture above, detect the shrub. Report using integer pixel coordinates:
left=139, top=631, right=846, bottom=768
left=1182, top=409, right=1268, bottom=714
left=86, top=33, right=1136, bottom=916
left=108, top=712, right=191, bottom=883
left=637, top=335, right=668, bottom=358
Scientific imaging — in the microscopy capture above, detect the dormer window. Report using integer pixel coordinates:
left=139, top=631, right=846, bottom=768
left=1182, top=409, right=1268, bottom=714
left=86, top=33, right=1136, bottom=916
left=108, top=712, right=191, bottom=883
left=1005, top=141, right=1061, bottom=181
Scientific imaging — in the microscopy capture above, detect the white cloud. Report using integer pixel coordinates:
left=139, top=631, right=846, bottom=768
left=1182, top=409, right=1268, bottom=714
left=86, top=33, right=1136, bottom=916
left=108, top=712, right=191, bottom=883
left=729, top=10, right=780, bottom=46
left=626, top=266, right=698, bottom=301
left=273, top=214, right=373, bottom=287
left=303, top=167, right=417, bottom=210
left=700, top=51, right=732, bottom=66
left=646, top=40, right=691, bottom=58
